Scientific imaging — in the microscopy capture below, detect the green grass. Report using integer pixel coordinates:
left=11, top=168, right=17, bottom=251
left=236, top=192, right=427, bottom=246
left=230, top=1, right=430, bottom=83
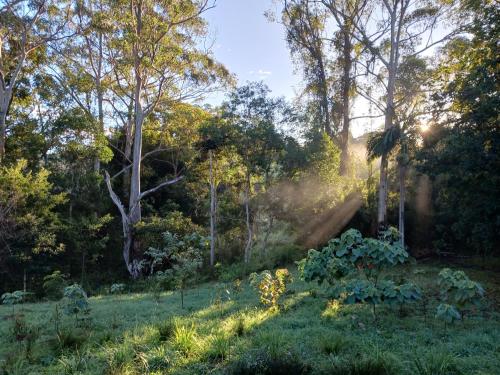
left=1, top=261, right=499, bottom=374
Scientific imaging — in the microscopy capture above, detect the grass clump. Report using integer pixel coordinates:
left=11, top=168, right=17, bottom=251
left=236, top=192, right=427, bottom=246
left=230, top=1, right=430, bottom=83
left=233, top=315, right=247, bottom=337
left=414, top=352, right=462, bottom=375
left=317, top=333, right=351, bottom=355
left=227, top=350, right=310, bottom=375
left=142, top=345, right=172, bottom=372
left=170, top=322, right=197, bottom=356
left=54, top=328, right=89, bottom=352
left=205, top=332, right=231, bottom=362
left=156, top=318, right=175, bottom=342
left=104, top=343, right=138, bottom=375
left=325, top=351, right=399, bottom=375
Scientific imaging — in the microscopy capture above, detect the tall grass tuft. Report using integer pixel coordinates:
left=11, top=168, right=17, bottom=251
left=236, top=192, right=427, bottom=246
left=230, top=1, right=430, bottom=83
left=156, top=318, right=175, bottom=342
left=318, top=333, right=351, bottom=355
left=170, top=322, right=197, bottom=356
left=205, top=332, right=231, bottom=362
left=414, top=352, right=462, bottom=375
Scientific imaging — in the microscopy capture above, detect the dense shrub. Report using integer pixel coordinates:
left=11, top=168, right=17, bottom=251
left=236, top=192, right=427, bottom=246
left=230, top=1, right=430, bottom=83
left=43, top=270, right=67, bottom=300
left=436, top=268, right=484, bottom=322
left=134, top=212, right=204, bottom=254
left=298, top=228, right=421, bottom=317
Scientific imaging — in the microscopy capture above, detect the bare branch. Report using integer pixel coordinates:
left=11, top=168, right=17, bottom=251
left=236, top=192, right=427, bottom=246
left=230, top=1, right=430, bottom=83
left=139, top=175, right=184, bottom=201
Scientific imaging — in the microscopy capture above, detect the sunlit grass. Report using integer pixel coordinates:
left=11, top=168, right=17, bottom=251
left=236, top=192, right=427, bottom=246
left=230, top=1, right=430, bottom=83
left=0, top=261, right=499, bottom=374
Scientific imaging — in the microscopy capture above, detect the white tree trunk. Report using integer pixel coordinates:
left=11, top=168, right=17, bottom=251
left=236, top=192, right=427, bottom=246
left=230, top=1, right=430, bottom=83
left=339, top=26, right=352, bottom=176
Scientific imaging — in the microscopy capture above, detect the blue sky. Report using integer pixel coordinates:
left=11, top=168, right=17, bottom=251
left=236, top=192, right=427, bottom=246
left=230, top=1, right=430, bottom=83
left=200, top=0, right=375, bottom=137
left=201, top=0, right=408, bottom=137
left=202, top=0, right=301, bottom=104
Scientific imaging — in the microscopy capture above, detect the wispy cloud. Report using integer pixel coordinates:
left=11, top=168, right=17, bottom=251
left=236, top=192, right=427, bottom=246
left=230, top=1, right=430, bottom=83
left=249, top=69, right=272, bottom=79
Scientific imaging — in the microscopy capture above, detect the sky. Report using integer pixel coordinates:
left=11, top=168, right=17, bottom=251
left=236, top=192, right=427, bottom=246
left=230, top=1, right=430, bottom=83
left=201, top=0, right=300, bottom=103
left=200, top=0, right=379, bottom=137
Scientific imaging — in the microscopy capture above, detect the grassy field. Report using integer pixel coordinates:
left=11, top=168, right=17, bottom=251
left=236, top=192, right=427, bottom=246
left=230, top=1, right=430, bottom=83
left=1, top=260, right=499, bottom=375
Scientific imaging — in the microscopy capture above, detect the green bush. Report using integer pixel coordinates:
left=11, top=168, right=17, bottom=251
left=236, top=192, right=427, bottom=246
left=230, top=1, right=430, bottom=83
left=43, top=270, right=67, bottom=300
left=216, top=262, right=247, bottom=283
left=436, top=268, right=484, bottom=321
left=142, top=345, right=172, bottom=372
left=62, top=284, right=90, bottom=322
left=135, top=212, right=203, bottom=253
left=233, top=315, right=247, bottom=337
left=249, top=268, right=292, bottom=310
left=109, top=283, right=126, bottom=294
left=144, top=231, right=207, bottom=308
left=1, top=290, right=31, bottom=307
left=298, top=228, right=421, bottom=318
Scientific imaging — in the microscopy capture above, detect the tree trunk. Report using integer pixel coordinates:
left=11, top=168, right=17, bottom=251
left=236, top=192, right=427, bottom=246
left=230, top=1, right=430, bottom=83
left=209, top=150, right=217, bottom=266
left=339, top=26, right=352, bottom=176
left=244, top=171, right=252, bottom=263
left=105, top=171, right=141, bottom=279
left=317, top=56, right=333, bottom=139
left=93, top=84, right=104, bottom=172
left=398, top=163, right=406, bottom=248
left=0, top=89, right=13, bottom=163
left=93, top=27, right=105, bottom=173
left=123, top=104, right=134, bottom=200
left=377, top=152, right=389, bottom=228
left=262, top=215, right=274, bottom=256
left=378, top=61, right=396, bottom=228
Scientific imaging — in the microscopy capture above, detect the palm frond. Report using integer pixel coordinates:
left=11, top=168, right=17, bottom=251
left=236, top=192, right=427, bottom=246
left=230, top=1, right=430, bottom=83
left=366, top=126, right=400, bottom=161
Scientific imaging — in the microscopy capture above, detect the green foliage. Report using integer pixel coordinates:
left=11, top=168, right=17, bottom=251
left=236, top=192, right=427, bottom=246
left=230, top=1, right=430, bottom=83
left=299, top=228, right=420, bottom=316
left=109, top=283, right=126, bottom=294
left=0, top=263, right=498, bottom=374
left=216, top=262, right=247, bottom=283
left=438, top=268, right=485, bottom=308
left=144, top=231, right=207, bottom=307
left=156, top=319, right=175, bottom=342
left=0, top=160, right=65, bottom=291
left=435, top=268, right=484, bottom=322
left=317, top=334, right=350, bottom=355
left=1, top=291, right=31, bottom=306
left=413, top=352, right=462, bottom=375
left=249, top=268, right=292, bottom=310
left=62, top=284, right=90, bottom=320
left=227, top=349, right=310, bottom=375
left=416, top=2, right=500, bottom=257
left=205, top=332, right=231, bottom=362
left=171, top=322, right=197, bottom=356
left=54, top=328, right=89, bottom=352
left=435, top=303, right=461, bottom=324
left=135, top=212, right=203, bottom=254
left=43, top=270, right=67, bottom=300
